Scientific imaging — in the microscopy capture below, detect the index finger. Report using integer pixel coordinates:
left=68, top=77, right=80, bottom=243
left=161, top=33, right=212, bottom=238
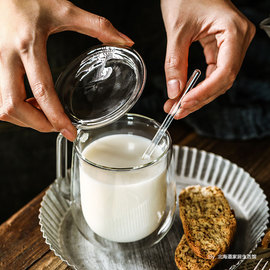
left=180, top=33, right=244, bottom=111
left=20, top=42, right=77, bottom=141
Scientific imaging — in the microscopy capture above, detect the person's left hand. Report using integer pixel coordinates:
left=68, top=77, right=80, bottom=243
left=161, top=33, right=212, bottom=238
left=0, top=0, right=133, bottom=142
left=161, top=0, right=256, bottom=119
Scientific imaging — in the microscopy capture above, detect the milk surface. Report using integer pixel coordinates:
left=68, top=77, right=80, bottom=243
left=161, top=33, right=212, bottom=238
left=80, top=134, right=167, bottom=242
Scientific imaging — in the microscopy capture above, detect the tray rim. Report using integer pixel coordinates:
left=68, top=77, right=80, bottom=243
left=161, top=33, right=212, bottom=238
left=39, top=145, right=270, bottom=270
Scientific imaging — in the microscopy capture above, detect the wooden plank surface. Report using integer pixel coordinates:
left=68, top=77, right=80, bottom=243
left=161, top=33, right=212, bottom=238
left=0, top=122, right=270, bottom=269
left=0, top=190, right=50, bottom=270
left=28, top=251, right=71, bottom=270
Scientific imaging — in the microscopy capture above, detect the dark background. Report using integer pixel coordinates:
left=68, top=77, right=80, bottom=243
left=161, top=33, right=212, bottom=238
left=0, top=0, right=269, bottom=224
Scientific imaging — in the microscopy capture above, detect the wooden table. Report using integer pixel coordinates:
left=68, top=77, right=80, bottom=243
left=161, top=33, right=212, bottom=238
left=1, top=121, right=270, bottom=270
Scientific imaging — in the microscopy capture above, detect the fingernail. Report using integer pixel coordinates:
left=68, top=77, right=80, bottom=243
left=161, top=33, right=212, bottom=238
left=175, top=108, right=184, bottom=119
left=117, top=32, right=134, bottom=45
left=167, top=79, right=181, bottom=99
left=61, top=129, right=77, bottom=142
left=176, top=108, right=189, bottom=119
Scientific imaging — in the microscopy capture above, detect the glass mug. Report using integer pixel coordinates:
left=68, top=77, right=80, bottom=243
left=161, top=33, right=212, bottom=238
left=56, top=114, right=176, bottom=252
left=260, top=16, right=270, bottom=38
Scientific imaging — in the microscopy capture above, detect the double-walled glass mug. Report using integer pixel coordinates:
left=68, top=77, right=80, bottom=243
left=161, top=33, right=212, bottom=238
left=56, top=114, right=176, bottom=252
left=55, top=44, right=176, bottom=252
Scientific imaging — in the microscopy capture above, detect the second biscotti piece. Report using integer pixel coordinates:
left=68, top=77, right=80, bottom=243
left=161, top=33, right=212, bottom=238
left=179, top=185, right=236, bottom=259
left=175, top=234, right=219, bottom=270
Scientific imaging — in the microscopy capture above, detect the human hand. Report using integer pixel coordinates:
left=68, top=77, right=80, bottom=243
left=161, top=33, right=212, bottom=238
left=161, top=0, right=255, bottom=119
left=0, top=0, right=133, bottom=141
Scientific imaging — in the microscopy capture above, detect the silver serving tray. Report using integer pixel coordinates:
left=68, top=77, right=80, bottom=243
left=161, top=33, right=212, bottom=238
left=39, top=146, right=269, bottom=270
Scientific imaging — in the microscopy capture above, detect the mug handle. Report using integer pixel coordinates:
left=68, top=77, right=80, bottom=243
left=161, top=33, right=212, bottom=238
left=56, top=133, right=70, bottom=200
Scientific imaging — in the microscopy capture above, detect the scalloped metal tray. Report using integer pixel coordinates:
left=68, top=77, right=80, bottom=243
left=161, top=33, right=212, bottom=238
left=39, top=145, right=269, bottom=270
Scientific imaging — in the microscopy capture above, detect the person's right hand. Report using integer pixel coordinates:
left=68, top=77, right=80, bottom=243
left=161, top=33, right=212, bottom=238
left=0, top=0, right=133, bottom=141
left=161, top=0, right=255, bottom=120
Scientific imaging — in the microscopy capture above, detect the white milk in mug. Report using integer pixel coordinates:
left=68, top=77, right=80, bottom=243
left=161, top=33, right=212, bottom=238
left=79, top=134, right=167, bottom=243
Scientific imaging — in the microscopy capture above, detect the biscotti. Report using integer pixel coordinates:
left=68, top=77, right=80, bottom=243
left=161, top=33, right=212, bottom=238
left=175, top=234, right=219, bottom=270
left=179, top=185, right=236, bottom=259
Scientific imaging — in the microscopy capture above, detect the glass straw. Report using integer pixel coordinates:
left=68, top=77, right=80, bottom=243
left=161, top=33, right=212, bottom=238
left=142, top=69, right=201, bottom=160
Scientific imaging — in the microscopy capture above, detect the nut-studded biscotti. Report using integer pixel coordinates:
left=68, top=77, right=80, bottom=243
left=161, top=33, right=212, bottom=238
left=179, top=185, right=236, bottom=259
left=175, top=234, right=219, bottom=270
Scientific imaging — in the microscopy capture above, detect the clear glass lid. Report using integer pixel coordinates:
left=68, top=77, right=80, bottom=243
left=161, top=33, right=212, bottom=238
left=56, top=44, right=146, bottom=129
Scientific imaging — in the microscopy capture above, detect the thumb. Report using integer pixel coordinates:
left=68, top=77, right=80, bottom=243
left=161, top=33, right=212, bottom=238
left=56, top=3, right=134, bottom=46
left=165, top=36, right=189, bottom=99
